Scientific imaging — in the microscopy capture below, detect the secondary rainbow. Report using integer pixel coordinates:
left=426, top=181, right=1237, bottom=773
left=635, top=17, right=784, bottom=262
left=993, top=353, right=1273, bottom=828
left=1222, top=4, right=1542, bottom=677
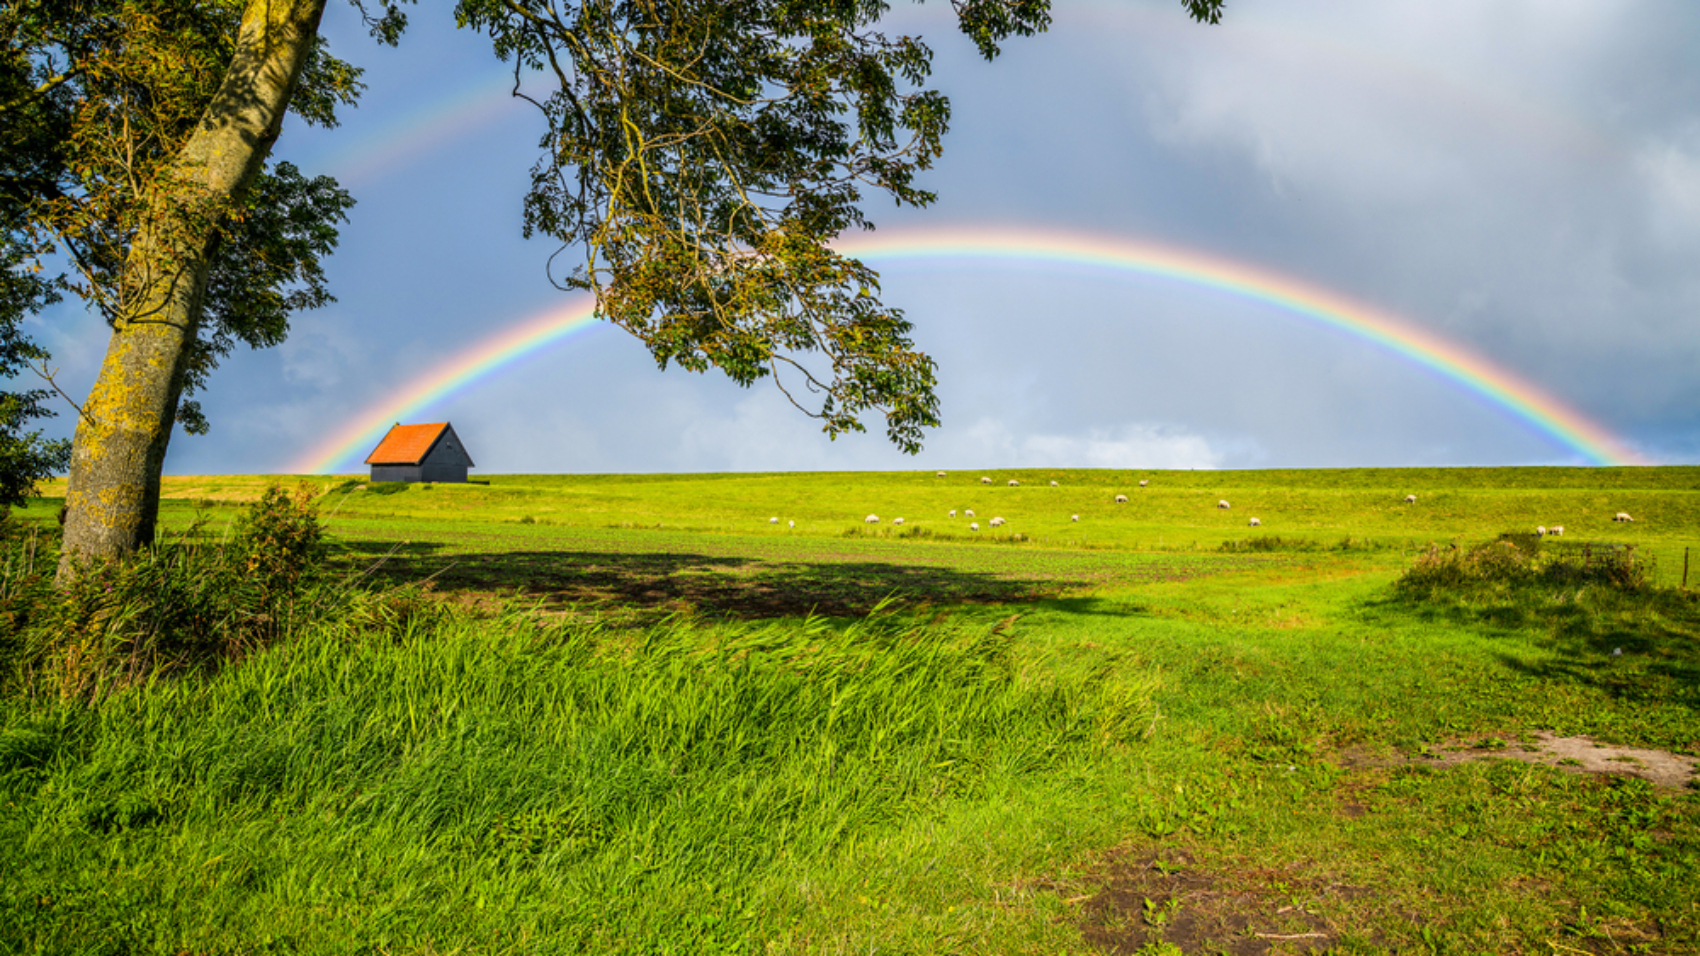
left=293, top=225, right=1645, bottom=472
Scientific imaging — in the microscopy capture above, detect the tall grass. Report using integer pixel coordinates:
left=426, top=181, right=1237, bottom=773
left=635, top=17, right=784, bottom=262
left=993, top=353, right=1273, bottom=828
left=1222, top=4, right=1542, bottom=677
left=0, top=602, right=1155, bottom=954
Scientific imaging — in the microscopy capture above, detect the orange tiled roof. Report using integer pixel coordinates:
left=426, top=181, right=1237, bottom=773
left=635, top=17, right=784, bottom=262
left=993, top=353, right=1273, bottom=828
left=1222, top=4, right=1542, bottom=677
left=365, top=423, right=449, bottom=465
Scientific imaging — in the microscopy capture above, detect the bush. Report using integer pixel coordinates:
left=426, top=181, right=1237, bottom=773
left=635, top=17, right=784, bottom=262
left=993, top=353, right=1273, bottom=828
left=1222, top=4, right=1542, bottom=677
left=1399, top=534, right=1652, bottom=593
left=234, top=484, right=324, bottom=594
left=1218, top=535, right=1318, bottom=553
left=3, top=484, right=332, bottom=700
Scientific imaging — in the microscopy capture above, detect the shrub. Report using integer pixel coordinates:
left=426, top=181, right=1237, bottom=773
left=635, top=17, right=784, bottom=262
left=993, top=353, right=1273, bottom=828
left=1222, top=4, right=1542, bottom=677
left=234, top=483, right=324, bottom=595
left=1399, top=534, right=1652, bottom=593
left=1218, top=535, right=1317, bottom=553
left=5, top=484, right=332, bottom=700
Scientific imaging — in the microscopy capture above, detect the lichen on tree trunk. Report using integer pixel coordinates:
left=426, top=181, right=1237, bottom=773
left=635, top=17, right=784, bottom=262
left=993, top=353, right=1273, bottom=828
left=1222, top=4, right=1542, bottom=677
left=57, top=0, right=329, bottom=582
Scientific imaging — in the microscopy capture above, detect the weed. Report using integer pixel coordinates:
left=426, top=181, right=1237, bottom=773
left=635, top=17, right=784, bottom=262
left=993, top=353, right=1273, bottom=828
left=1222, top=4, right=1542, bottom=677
left=3, top=485, right=332, bottom=700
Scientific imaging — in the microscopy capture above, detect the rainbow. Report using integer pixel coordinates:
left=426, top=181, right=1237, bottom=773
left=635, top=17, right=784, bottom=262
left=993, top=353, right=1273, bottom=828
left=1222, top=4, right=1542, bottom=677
left=291, top=225, right=1647, bottom=472
left=300, top=69, right=521, bottom=186
left=295, top=296, right=603, bottom=474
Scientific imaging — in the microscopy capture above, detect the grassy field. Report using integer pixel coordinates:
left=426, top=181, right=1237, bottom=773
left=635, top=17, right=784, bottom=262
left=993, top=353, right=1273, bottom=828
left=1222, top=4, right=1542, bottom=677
left=4, top=467, right=1699, bottom=954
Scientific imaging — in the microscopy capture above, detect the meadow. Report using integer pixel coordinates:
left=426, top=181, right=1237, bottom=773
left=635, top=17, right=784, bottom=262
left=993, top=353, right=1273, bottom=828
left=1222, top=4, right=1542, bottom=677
left=2, top=466, right=1698, bottom=955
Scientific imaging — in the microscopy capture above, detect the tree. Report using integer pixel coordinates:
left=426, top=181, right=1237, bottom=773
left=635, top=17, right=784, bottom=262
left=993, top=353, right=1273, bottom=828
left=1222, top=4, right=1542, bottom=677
left=1, top=0, right=368, bottom=577
left=17, top=0, right=1221, bottom=577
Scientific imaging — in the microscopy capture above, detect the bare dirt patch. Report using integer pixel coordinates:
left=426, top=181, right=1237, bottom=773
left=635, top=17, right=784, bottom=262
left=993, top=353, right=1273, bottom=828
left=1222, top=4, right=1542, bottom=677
left=1051, top=848, right=1379, bottom=955
left=1344, top=733, right=1699, bottom=790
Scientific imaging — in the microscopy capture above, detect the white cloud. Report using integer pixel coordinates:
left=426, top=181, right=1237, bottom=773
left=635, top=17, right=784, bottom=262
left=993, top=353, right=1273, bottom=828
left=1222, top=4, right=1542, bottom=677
left=944, top=418, right=1230, bottom=470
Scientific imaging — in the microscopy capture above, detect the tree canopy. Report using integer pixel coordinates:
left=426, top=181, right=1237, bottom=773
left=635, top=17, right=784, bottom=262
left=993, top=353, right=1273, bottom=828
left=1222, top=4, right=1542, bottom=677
left=455, top=0, right=1221, bottom=451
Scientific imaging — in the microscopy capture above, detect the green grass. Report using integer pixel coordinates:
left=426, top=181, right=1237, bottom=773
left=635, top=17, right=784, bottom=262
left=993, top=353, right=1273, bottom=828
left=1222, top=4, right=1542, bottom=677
left=5, top=466, right=1700, bottom=954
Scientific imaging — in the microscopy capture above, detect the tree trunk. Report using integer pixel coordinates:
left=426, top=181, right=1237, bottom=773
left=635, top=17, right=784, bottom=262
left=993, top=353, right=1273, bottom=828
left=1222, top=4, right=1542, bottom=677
left=57, top=0, right=328, bottom=582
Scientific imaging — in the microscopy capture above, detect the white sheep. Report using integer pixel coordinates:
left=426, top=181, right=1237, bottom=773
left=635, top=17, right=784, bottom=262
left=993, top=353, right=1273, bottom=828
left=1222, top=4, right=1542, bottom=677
left=1536, top=526, right=1547, bottom=536
left=1551, top=525, right=1563, bottom=536
left=1071, top=514, right=1080, bottom=522
left=1615, top=512, right=1634, bottom=523
left=788, top=520, right=795, bottom=528
left=1249, top=517, right=1261, bottom=527
left=948, top=509, right=957, bottom=518
left=1008, top=479, right=1020, bottom=487
left=1139, top=479, right=1149, bottom=487
left=865, top=514, right=879, bottom=524
left=1404, top=494, right=1417, bottom=504
left=989, top=516, right=1006, bottom=527
left=769, top=517, right=778, bottom=524
left=1218, top=500, right=1231, bottom=510
left=969, top=522, right=980, bottom=531
left=893, top=517, right=905, bottom=525
left=981, top=476, right=993, bottom=484
left=936, top=471, right=947, bottom=477
left=1114, top=494, right=1128, bottom=504
left=965, top=508, right=976, bottom=517
left=1050, top=480, right=1059, bottom=487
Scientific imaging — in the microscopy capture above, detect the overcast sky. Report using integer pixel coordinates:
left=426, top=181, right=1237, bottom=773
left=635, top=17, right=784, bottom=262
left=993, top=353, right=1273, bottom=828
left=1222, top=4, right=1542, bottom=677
left=31, top=0, right=1700, bottom=474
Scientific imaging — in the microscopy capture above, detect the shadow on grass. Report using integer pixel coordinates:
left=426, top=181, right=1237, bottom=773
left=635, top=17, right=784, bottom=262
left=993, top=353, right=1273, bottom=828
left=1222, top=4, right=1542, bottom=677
left=331, top=539, right=449, bottom=557
left=1383, top=584, right=1700, bottom=725
left=330, top=543, right=1094, bottom=621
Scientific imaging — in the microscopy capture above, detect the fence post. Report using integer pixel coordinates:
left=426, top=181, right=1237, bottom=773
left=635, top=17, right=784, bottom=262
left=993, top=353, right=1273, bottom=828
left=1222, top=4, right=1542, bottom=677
left=1685, top=546, right=1690, bottom=590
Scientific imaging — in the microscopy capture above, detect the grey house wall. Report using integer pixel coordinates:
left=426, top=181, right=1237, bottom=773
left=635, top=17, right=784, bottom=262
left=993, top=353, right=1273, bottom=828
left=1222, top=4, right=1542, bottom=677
left=370, top=465, right=423, bottom=483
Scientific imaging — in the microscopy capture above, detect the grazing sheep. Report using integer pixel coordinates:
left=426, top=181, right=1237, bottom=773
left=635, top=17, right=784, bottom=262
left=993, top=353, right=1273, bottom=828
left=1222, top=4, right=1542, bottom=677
left=1404, top=494, right=1417, bottom=504
left=769, top=517, right=778, bottom=524
left=1050, top=480, right=1059, bottom=487
left=865, top=514, right=879, bottom=524
left=989, top=517, right=1006, bottom=527
left=788, top=520, right=795, bottom=528
left=1139, top=479, right=1149, bottom=487
left=893, top=517, right=905, bottom=525
left=936, top=471, right=947, bottom=477
left=948, top=509, right=957, bottom=518
left=970, top=522, right=980, bottom=531
left=1218, top=500, right=1231, bottom=510
left=1071, top=514, right=1080, bottom=522
left=1008, top=479, right=1020, bottom=487
left=965, top=509, right=976, bottom=517
left=1536, top=526, right=1547, bottom=537
left=1551, top=525, right=1564, bottom=536
left=981, top=476, right=993, bottom=484
left=1115, top=494, right=1128, bottom=504
left=1615, top=512, right=1634, bottom=523
left=1249, top=517, right=1261, bottom=527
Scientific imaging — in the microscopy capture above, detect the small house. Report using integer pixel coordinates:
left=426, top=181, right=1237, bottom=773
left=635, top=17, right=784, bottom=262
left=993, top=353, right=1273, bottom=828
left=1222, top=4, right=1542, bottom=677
left=365, top=422, right=475, bottom=483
